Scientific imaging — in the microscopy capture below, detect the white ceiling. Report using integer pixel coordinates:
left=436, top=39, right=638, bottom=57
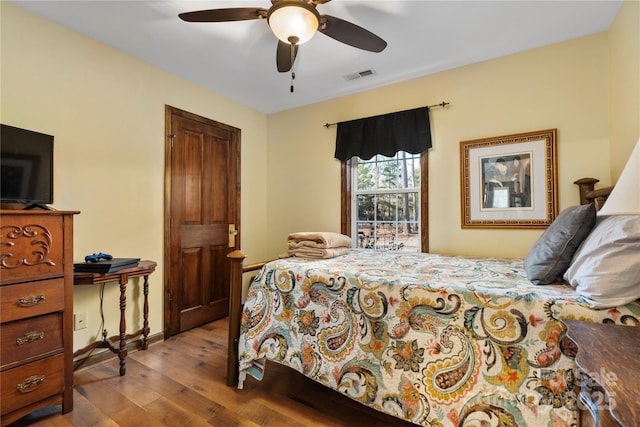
left=10, top=0, right=622, bottom=114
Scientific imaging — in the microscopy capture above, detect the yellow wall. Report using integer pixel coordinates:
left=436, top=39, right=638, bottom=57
left=267, top=33, right=611, bottom=258
left=608, top=0, right=640, bottom=179
left=1, top=3, right=270, bottom=350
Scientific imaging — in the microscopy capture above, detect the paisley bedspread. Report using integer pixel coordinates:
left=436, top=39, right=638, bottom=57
left=237, top=250, right=640, bottom=426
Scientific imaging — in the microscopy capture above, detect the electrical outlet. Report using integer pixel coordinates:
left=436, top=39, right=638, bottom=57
left=74, top=312, right=87, bottom=330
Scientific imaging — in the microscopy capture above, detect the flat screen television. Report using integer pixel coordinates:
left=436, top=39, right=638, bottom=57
left=1, top=124, right=54, bottom=207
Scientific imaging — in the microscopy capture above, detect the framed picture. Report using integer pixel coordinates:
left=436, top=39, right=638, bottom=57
left=460, top=129, right=558, bottom=228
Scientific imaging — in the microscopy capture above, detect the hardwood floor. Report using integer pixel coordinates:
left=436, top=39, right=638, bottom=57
left=9, top=318, right=415, bottom=427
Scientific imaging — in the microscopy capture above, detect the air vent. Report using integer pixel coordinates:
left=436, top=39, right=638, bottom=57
left=344, top=68, right=376, bottom=81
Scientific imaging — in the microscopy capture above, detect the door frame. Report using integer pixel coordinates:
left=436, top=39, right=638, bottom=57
left=163, top=105, right=241, bottom=338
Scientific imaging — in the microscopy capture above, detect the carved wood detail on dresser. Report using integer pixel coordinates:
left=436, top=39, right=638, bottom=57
left=0, top=210, right=78, bottom=426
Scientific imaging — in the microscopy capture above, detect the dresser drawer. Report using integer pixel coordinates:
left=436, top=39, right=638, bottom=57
left=0, top=214, right=64, bottom=284
left=1, top=313, right=63, bottom=370
left=0, top=278, right=65, bottom=323
left=0, top=353, right=64, bottom=415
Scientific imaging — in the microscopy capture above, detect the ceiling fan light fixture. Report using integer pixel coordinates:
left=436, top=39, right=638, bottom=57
left=267, top=1, right=320, bottom=45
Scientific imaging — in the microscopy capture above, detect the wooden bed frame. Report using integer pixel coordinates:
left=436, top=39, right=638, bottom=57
left=573, top=177, right=613, bottom=210
left=225, top=177, right=613, bottom=386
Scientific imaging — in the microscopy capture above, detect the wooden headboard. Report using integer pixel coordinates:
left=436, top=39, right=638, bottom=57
left=574, top=177, right=613, bottom=210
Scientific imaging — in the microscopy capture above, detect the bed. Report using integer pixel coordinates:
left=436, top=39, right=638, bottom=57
left=226, top=178, right=640, bottom=426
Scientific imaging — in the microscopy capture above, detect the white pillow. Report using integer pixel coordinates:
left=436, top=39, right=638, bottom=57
left=563, top=215, right=640, bottom=308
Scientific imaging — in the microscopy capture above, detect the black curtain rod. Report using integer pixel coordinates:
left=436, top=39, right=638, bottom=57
left=323, top=101, right=450, bottom=128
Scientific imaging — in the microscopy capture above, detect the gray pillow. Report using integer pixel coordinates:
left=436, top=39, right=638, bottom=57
left=563, top=215, right=640, bottom=308
left=524, top=203, right=596, bottom=284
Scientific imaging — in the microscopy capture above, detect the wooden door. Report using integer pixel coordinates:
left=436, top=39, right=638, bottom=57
left=164, top=106, right=240, bottom=337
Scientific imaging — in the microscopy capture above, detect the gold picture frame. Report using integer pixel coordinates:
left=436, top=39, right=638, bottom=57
left=460, top=129, right=558, bottom=228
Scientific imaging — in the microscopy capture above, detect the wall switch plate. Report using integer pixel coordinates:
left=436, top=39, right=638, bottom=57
left=74, top=312, right=87, bottom=330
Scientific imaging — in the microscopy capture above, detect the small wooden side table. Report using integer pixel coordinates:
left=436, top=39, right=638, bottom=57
left=564, top=320, right=640, bottom=427
left=73, top=260, right=157, bottom=376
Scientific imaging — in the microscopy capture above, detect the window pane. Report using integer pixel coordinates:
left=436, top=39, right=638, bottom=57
left=405, top=153, right=421, bottom=189
left=356, top=222, right=376, bottom=249
left=356, top=194, right=375, bottom=221
left=375, top=222, right=396, bottom=250
left=378, top=158, right=398, bottom=189
left=398, top=192, right=418, bottom=222
left=396, top=221, right=420, bottom=252
left=355, top=152, right=422, bottom=191
left=356, top=161, right=376, bottom=191
left=376, top=194, right=396, bottom=221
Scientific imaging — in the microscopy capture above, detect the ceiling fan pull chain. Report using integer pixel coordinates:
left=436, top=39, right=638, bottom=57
left=289, top=40, right=296, bottom=93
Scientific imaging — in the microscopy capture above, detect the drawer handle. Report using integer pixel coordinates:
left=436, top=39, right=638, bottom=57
left=17, top=375, right=45, bottom=393
left=16, top=331, right=45, bottom=345
left=17, top=294, right=46, bottom=307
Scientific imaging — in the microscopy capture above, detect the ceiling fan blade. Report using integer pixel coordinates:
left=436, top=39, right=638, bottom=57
left=179, top=8, right=267, bottom=23
left=276, top=41, right=298, bottom=72
left=319, top=15, right=386, bottom=53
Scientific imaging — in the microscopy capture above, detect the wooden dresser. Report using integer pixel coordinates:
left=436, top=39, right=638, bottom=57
left=0, top=210, right=78, bottom=426
left=564, top=320, right=639, bottom=427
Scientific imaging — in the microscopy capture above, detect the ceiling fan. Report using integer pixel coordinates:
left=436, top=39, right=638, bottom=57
left=179, top=0, right=387, bottom=73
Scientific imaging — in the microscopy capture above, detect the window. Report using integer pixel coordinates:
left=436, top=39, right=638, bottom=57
left=341, top=151, right=428, bottom=252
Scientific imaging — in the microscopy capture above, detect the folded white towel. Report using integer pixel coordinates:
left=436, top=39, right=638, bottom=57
left=287, top=247, right=350, bottom=259
left=287, top=232, right=352, bottom=249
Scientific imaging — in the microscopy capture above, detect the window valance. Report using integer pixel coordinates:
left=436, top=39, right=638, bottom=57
left=334, top=106, right=432, bottom=161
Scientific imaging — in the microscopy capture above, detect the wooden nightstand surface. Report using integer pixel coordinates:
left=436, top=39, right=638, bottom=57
left=564, top=320, right=640, bottom=427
